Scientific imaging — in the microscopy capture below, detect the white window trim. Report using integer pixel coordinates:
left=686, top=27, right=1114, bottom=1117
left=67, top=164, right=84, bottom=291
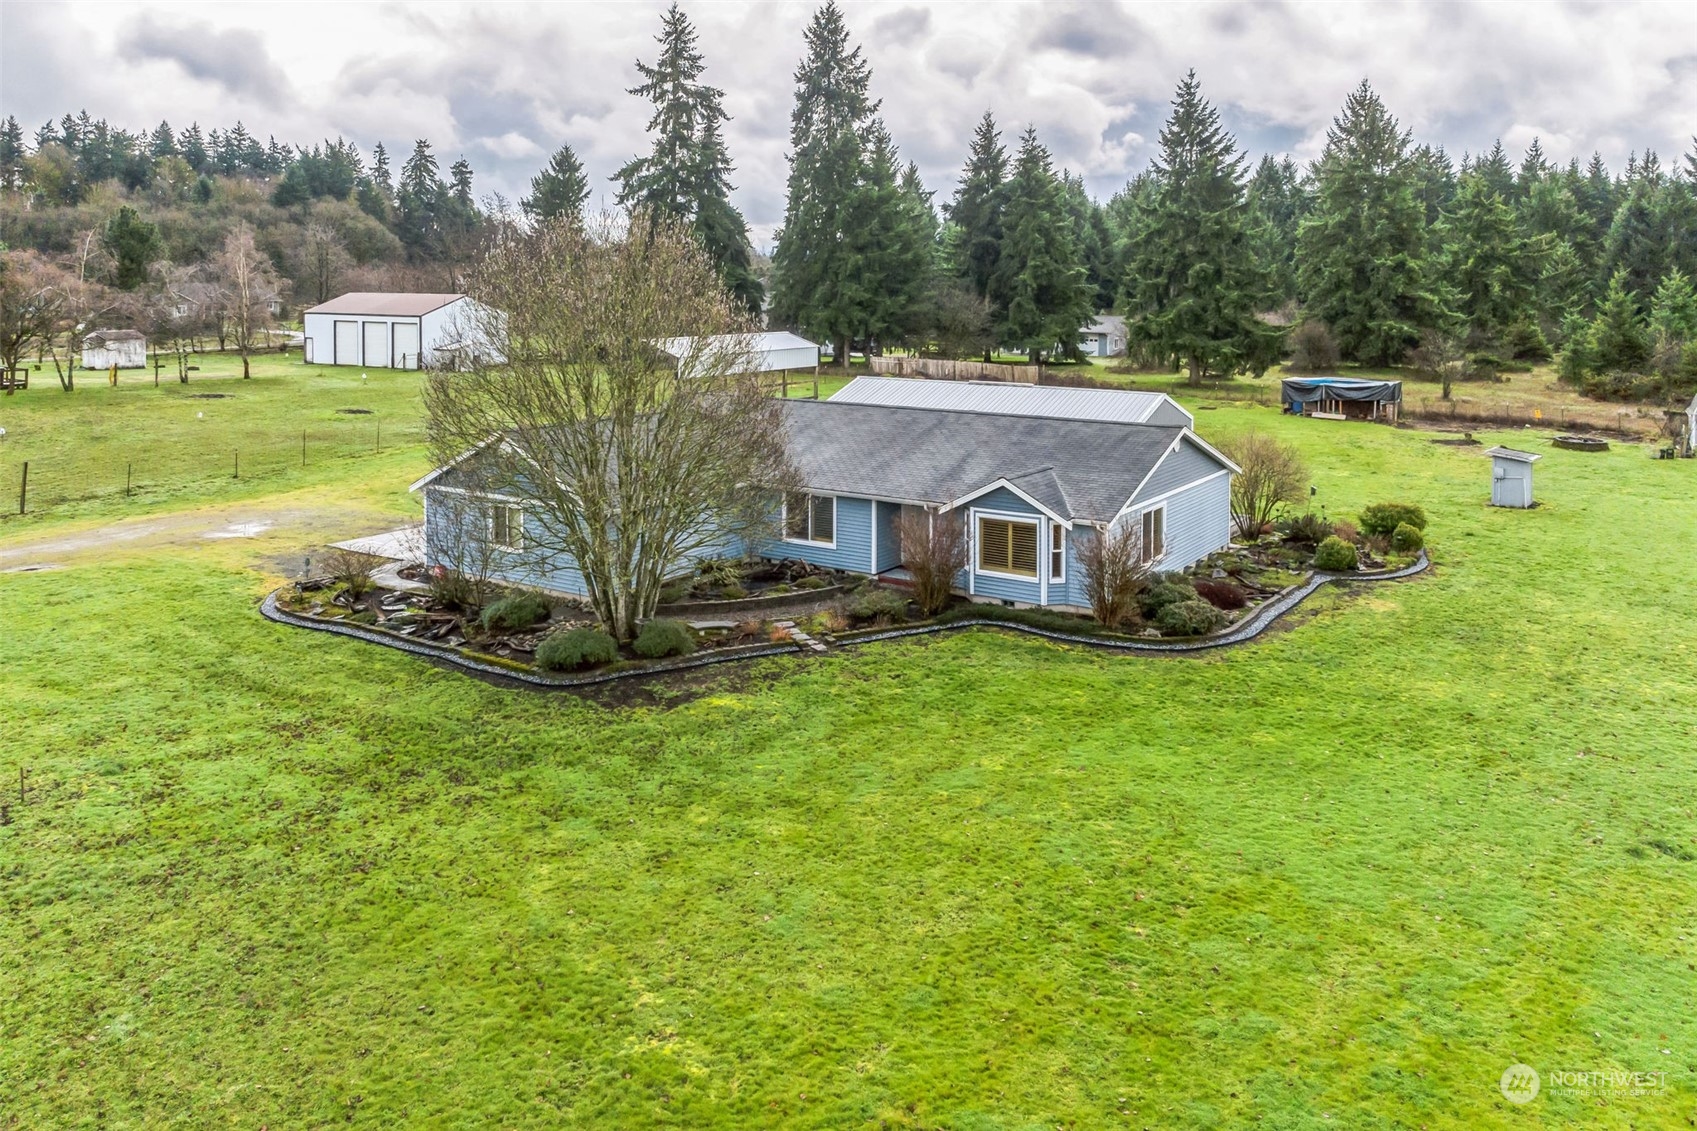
left=1138, top=504, right=1167, bottom=566
left=489, top=501, right=525, bottom=552
left=972, top=509, right=1042, bottom=583
left=781, top=492, right=838, bottom=549
left=1049, top=520, right=1066, bottom=584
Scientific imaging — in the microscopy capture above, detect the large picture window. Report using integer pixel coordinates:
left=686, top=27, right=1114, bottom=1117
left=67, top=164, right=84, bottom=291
left=784, top=492, right=836, bottom=545
left=978, top=516, right=1039, bottom=578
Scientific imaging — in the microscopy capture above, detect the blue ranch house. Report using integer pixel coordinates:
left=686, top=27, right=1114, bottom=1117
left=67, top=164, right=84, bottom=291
left=414, top=379, right=1239, bottom=613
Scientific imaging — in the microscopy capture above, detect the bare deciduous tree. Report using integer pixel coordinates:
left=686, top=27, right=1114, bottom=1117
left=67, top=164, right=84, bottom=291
left=214, top=222, right=280, bottom=378
left=1077, top=522, right=1149, bottom=630
left=295, top=221, right=352, bottom=306
left=0, top=251, right=67, bottom=380
left=894, top=506, right=968, bottom=615
left=46, top=230, right=116, bottom=392
left=1220, top=431, right=1309, bottom=539
left=424, top=210, right=795, bottom=641
left=1408, top=328, right=1467, bottom=401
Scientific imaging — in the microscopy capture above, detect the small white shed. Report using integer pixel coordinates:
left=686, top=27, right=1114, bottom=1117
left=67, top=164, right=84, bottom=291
left=302, top=293, right=497, bottom=370
left=1485, top=446, right=1541, bottom=508
left=82, top=330, right=147, bottom=369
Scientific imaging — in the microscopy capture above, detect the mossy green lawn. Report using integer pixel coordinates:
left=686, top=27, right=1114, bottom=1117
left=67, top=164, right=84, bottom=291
left=2, top=391, right=1694, bottom=1127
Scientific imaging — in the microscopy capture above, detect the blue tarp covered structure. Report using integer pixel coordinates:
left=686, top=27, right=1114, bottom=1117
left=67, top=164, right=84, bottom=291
left=1281, top=377, right=1402, bottom=421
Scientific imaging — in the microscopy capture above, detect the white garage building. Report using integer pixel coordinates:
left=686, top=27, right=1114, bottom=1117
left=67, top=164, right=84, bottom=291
left=303, top=293, right=485, bottom=370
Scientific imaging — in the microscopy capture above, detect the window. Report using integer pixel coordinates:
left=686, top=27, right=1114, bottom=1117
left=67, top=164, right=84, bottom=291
left=1050, top=523, right=1065, bottom=582
left=784, top=492, right=836, bottom=545
left=491, top=502, right=524, bottom=551
left=978, top=516, right=1039, bottom=577
left=1140, top=506, right=1165, bottom=564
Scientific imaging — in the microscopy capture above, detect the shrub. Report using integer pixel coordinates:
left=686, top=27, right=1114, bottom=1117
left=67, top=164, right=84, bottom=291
left=1359, top=502, right=1428, bottom=536
left=794, top=575, right=830, bottom=591
left=1277, top=512, right=1332, bottom=546
left=1314, top=535, right=1358, bottom=571
left=1504, top=320, right=1554, bottom=362
left=766, top=582, right=792, bottom=595
left=936, top=603, right=1101, bottom=635
left=633, top=618, right=696, bottom=659
left=895, top=508, right=969, bottom=615
left=1192, top=578, right=1247, bottom=610
left=1286, top=320, right=1340, bottom=372
left=1220, top=432, right=1311, bottom=540
left=1078, top=523, right=1150, bottom=630
left=325, top=547, right=384, bottom=600
left=479, top=590, right=550, bottom=630
left=849, top=588, right=911, bottom=622
left=1391, top=522, right=1425, bottom=552
left=657, top=582, right=691, bottom=605
left=536, top=626, right=618, bottom=670
left=697, top=557, right=743, bottom=588
left=1332, top=519, right=1360, bottom=543
left=1156, top=598, right=1227, bottom=636
left=718, top=584, right=748, bottom=600
left=427, top=564, right=476, bottom=609
left=1139, top=581, right=1195, bottom=619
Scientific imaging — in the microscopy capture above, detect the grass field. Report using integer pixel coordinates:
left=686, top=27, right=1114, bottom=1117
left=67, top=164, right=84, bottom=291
left=2, top=370, right=1695, bottom=1127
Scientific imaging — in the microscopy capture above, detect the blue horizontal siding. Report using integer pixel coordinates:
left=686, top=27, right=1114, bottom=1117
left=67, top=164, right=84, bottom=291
left=1132, top=437, right=1222, bottom=504
left=755, top=494, right=874, bottom=575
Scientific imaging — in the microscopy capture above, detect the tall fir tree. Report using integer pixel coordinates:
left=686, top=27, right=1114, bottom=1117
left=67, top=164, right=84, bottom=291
left=990, top=126, right=1092, bottom=362
left=1588, top=269, right=1651, bottom=371
left=0, top=115, right=23, bottom=191
left=615, top=4, right=762, bottom=313
left=769, top=1, right=879, bottom=361
left=1121, top=72, right=1277, bottom=383
left=1297, top=80, right=1444, bottom=366
left=945, top=112, right=1009, bottom=312
left=1246, top=153, right=1308, bottom=305
left=1440, top=170, right=1533, bottom=341
left=1649, top=266, right=1697, bottom=344
left=523, top=143, right=591, bottom=222
left=397, top=139, right=444, bottom=259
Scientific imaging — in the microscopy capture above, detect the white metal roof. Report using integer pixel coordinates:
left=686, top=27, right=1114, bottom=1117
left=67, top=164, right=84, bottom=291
left=1484, top=446, right=1541, bottom=463
left=305, top=292, right=464, bottom=317
left=828, top=375, right=1194, bottom=428
left=657, top=332, right=820, bottom=375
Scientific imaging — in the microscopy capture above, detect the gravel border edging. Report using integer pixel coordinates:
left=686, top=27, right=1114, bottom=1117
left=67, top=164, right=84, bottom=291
left=258, top=592, right=804, bottom=688
left=259, top=551, right=1427, bottom=686
left=831, top=550, right=1430, bottom=655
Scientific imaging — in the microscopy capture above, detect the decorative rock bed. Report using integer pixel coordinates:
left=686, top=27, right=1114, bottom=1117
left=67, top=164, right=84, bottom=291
left=1552, top=434, right=1609, bottom=452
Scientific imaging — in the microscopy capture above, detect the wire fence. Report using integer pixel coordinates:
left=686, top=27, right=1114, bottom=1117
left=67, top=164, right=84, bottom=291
left=0, top=417, right=424, bottom=519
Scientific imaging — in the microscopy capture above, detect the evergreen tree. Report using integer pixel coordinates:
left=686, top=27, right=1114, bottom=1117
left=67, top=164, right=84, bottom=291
left=615, top=4, right=762, bottom=313
left=1297, top=80, right=1443, bottom=366
left=1518, top=138, right=1550, bottom=193
left=1588, top=270, right=1651, bottom=371
left=1440, top=170, right=1532, bottom=341
left=148, top=121, right=176, bottom=158
left=397, top=140, right=444, bottom=259
left=1247, top=153, right=1307, bottom=304
left=101, top=205, right=161, bottom=289
left=1058, top=171, right=1115, bottom=311
left=945, top=112, right=1009, bottom=311
left=991, top=126, right=1092, bottom=362
left=359, top=142, right=395, bottom=225
left=0, top=115, right=23, bottom=191
left=179, top=123, right=208, bottom=171
left=841, top=122, right=935, bottom=348
left=1539, top=239, right=1591, bottom=332
left=769, top=0, right=879, bottom=360
left=449, top=158, right=475, bottom=209
left=1649, top=267, right=1697, bottom=344
left=1121, top=72, right=1276, bottom=383
left=1473, top=140, right=1516, bottom=199
left=523, top=143, right=591, bottom=221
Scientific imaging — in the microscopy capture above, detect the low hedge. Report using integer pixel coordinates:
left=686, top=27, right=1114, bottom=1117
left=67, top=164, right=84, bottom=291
left=1360, top=502, right=1428, bottom=536
left=634, top=618, right=696, bottom=659
left=1155, top=598, right=1227, bottom=636
left=1139, top=581, right=1196, bottom=619
left=479, top=591, right=550, bottom=630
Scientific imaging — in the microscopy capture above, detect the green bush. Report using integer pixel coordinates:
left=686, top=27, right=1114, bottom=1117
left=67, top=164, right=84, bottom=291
left=718, top=584, right=748, bottom=600
left=1391, top=522, right=1425, bottom=552
left=633, top=618, right=696, bottom=659
left=1156, top=598, right=1227, bottom=636
left=794, top=575, right=830, bottom=590
left=1314, top=535, right=1359, bottom=571
left=479, top=590, right=550, bottom=630
left=535, top=626, right=618, bottom=671
left=936, top=603, right=1104, bottom=635
left=1139, top=581, right=1195, bottom=619
left=1359, top=502, right=1427, bottom=536
left=849, top=589, right=911, bottom=621
left=766, top=582, right=792, bottom=595
left=1277, top=512, right=1333, bottom=546
left=657, top=582, right=691, bottom=605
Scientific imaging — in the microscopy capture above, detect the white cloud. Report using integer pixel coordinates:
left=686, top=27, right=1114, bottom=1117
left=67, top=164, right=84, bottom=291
left=4, top=0, right=1696, bottom=244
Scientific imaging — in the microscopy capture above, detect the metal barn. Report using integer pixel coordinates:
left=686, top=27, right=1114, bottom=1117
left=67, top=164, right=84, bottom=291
left=302, top=293, right=495, bottom=370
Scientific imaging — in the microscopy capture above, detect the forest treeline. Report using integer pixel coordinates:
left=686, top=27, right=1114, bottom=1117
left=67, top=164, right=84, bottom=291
left=4, top=0, right=1697, bottom=400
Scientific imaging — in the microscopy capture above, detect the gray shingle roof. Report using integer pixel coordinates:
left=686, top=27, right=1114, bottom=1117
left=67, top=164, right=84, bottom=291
left=780, top=399, right=1193, bottom=523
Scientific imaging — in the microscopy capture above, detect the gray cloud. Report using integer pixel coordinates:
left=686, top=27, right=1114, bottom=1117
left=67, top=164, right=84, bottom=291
left=123, top=14, right=291, bottom=104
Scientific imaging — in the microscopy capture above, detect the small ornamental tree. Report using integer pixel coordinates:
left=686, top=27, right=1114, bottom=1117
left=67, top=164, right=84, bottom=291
left=1077, top=522, right=1149, bottom=630
left=1220, top=431, right=1309, bottom=539
left=894, top=506, right=968, bottom=616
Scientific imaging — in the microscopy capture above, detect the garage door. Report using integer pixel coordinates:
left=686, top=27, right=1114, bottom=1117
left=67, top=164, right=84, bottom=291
left=363, top=321, right=391, bottom=368
left=393, top=322, right=421, bottom=369
left=334, top=320, right=360, bottom=365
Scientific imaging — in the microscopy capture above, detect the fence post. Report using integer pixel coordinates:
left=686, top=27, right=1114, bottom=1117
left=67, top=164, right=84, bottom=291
left=302, top=430, right=307, bottom=467
left=126, top=462, right=132, bottom=497
left=234, top=450, right=239, bottom=480
left=17, top=461, right=26, bottom=515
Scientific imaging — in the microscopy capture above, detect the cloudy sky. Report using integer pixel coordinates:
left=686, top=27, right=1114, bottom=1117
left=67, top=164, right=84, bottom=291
left=4, top=1, right=1695, bottom=246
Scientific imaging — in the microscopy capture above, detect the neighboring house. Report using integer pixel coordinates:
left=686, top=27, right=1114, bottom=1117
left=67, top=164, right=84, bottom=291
left=830, top=375, right=1194, bottom=427
left=302, top=293, right=500, bottom=370
left=656, top=331, right=820, bottom=378
left=1077, top=315, right=1128, bottom=358
left=415, top=393, right=1237, bottom=613
left=81, top=330, right=146, bottom=369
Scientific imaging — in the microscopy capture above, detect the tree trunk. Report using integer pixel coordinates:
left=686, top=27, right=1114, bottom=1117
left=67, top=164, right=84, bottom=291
left=836, top=336, right=851, bottom=374
left=242, top=350, right=250, bottom=379
left=1187, top=355, right=1203, bottom=386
